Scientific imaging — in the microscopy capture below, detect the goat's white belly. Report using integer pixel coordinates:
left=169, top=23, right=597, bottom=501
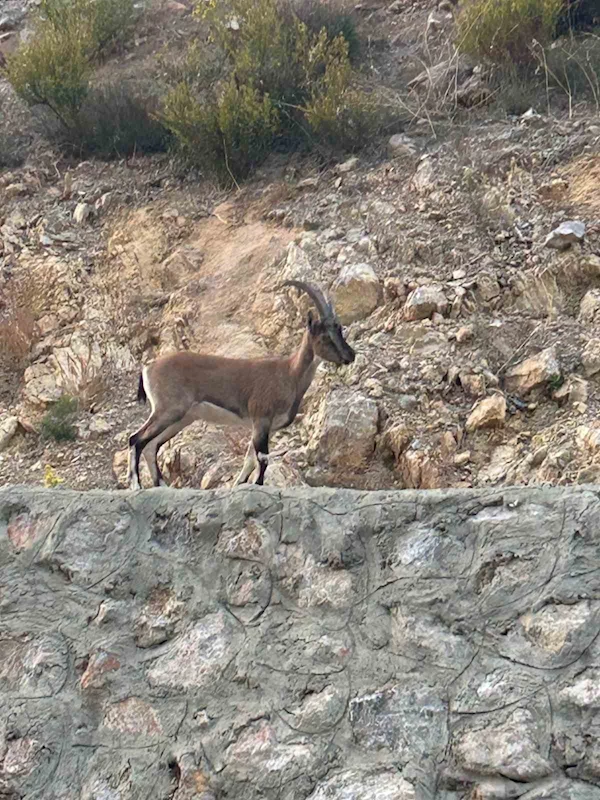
left=190, top=402, right=251, bottom=428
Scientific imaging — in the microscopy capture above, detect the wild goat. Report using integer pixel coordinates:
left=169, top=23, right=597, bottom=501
left=127, top=280, right=355, bottom=490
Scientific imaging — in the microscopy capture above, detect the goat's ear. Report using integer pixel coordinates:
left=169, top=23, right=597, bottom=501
left=307, top=310, right=317, bottom=332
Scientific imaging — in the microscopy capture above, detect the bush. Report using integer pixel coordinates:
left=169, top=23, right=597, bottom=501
left=304, top=36, right=382, bottom=150
left=6, top=0, right=138, bottom=124
left=556, top=0, right=600, bottom=35
left=456, top=0, right=564, bottom=64
left=39, top=0, right=138, bottom=58
left=53, top=82, right=171, bottom=157
left=44, top=464, right=65, bottom=487
left=199, top=0, right=313, bottom=106
left=162, top=79, right=279, bottom=180
left=41, top=396, right=78, bottom=442
left=162, top=0, right=386, bottom=182
left=7, top=25, right=92, bottom=123
left=157, top=39, right=228, bottom=91
left=288, top=0, right=360, bottom=63
left=542, top=35, right=600, bottom=105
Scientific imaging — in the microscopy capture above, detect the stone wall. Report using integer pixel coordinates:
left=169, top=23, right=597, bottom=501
left=2, top=485, right=600, bottom=800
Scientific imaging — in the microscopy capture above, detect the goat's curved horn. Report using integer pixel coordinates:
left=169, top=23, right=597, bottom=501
left=281, top=280, right=334, bottom=320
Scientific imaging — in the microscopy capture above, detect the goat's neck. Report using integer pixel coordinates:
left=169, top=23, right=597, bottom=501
left=289, top=329, right=318, bottom=384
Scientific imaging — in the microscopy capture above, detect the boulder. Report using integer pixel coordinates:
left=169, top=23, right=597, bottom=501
left=73, top=203, right=93, bottom=225
left=0, top=416, right=19, bottom=451
left=387, top=134, right=418, bottom=159
left=579, top=289, right=600, bottom=324
left=311, top=389, right=378, bottom=471
left=465, top=394, right=506, bottom=432
left=544, top=220, right=585, bottom=250
left=504, top=346, right=560, bottom=396
left=404, top=285, right=448, bottom=321
left=332, top=263, right=381, bottom=324
left=582, top=339, right=600, bottom=378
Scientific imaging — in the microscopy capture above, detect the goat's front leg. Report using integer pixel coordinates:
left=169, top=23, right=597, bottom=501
left=253, top=420, right=270, bottom=486
left=234, top=440, right=257, bottom=486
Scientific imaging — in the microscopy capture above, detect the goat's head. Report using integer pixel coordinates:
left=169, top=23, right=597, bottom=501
left=282, top=280, right=355, bottom=365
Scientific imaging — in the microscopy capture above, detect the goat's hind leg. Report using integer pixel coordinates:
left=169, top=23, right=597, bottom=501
left=143, top=415, right=194, bottom=487
left=253, top=420, right=270, bottom=486
left=234, top=440, right=257, bottom=486
left=127, top=409, right=185, bottom=490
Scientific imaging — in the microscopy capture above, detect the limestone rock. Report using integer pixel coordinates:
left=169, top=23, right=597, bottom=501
left=73, top=202, right=93, bottom=225
left=381, top=423, right=412, bottom=461
left=460, top=372, right=486, bottom=398
left=311, top=389, right=378, bottom=471
left=102, top=697, right=162, bottom=735
left=411, top=157, right=436, bottom=194
left=401, top=448, right=442, bottom=488
left=520, top=602, right=591, bottom=654
left=331, top=263, right=381, bottom=324
left=456, top=325, right=473, bottom=343
left=579, top=289, right=600, bottom=323
left=134, top=587, right=183, bottom=648
left=454, top=709, right=553, bottom=781
left=387, top=133, right=418, bottom=158
left=544, top=220, right=585, bottom=250
left=475, top=272, right=500, bottom=304
left=280, top=243, right=314, bottom=310
left=0, top=416, right=19, bottom=451
left=560, top=668, right=600, bottom=707
left=309, top=769, right=416, bottom=800
left=81, top=651, right=121, bottom=689
left=479, top=444, right=516, bottom=484
left=553, top=377, right=588, bottom=406
left=576, top=425, right=600, bottom=452
left=404, top=284, right=448, bottom=321
left=23, top=333, right=103, bottom=407
left=466, top=394, right=506, bottom=432
left=337, top=156, right=359, bottom=174
left=147, top=612, right=241, bottom=689
left=582, top=339, right=600, bottom=377
left=23, top=362, right=63, bottom=405
left=504, top=347, right=560, bottom=396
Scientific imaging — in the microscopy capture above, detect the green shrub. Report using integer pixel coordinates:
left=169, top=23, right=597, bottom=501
left=304, top=35, right=382, bottom=151
left=162, top=79, right=279, bottom=180
left=162, top=0, right=386, bottom=181
left=157, top=39, right=228, bottom=91
left=55, top=82, right=171, bottom=157
left=198, top=0, right=313, bottom=106
left=41, top=396, right=78, bottom=442
left=39, top=0, right=138, bottom=58
left=542, top=34, right=600, bottom=106
left=456, top=0, right=564, bottom=64
left=6, top=0, right=138, bottom=124
left=288, top=0, right=360, bottom=63
left=7, top=25, right=92, bottom=123
left=489, top=65, right=541, bottom=115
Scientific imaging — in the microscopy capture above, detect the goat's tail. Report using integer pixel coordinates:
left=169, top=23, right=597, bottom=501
left=137, top=373, right=147, bottom=404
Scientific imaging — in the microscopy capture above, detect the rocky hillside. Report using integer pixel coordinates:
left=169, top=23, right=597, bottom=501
left=1, top=0, right=600, bottom=492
